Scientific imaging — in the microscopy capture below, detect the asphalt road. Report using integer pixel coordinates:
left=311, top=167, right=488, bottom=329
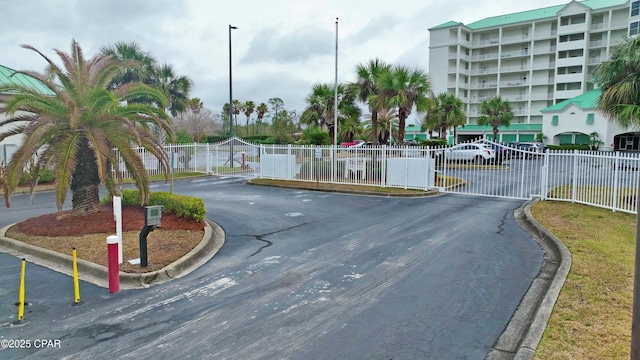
left=0, top=177, right=543, bottom=359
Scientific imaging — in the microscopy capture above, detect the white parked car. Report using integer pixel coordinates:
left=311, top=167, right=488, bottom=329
left=444, top=143, right=496, bottom=163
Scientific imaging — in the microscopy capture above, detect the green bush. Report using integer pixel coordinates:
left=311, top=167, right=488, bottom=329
left=419, top=139, right=447, bottom=147
left=299, top=127, right=330, bottom=145
left=17, top=169, right=56, bottom=186
left=547, top=144, right=591, bottom=151
left=103, top=189, right=206, bottom=222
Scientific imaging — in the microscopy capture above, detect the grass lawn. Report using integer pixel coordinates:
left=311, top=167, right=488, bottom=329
left=531, top=200, right=635, bottom=359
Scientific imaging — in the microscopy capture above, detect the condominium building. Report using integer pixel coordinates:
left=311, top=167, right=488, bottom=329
left=428, top=0, right=636, bottom=145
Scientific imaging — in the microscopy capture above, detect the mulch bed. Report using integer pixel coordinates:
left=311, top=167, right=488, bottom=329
left=12, top=204, right=204, bottom=236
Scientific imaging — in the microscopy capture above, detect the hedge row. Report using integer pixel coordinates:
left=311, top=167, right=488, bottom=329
left=109, top=189, right=206, bottom=222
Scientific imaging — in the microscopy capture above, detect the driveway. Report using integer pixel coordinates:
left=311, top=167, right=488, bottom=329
left=0, top=177, right=543, bottom=359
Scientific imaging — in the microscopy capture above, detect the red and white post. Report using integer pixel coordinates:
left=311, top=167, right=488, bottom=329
left=107, top=235, right=120, bottom=293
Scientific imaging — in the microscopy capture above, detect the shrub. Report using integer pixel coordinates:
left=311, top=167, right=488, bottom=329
left=103, top=189, right=206, bottom=222
left=17, top=169, right=56, bottom=186
left=547, top=144, right=591, bottom=151
left=299, top=127, right=330, bottom=145
left=419, top=139, right=447, bottom=147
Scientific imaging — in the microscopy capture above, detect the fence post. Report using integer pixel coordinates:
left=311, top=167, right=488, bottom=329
left=259, top=144, right=264, bottom=179
left=288, top=144, right=292, bottom=180
left=193, top=143, right=197, bottom=172
left=613, top=151, right=620, bottom=212
left=381, top=145, right=387, bottom=188
left=206, top=143, right=211, bottom=174
left=572, top=150, right=578, bottom=203
left=541, top=151, right=550, bottom=200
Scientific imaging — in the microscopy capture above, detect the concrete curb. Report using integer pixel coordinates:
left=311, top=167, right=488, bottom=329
left=486, top=199, right=572, bottom=359
left=0, top=218, right=225, bottom=290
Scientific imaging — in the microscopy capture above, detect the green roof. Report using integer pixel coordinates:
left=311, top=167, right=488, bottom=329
left=432, top=0, right=628, bottom=31
left=429, top=21, right=464, bottom=30
left=0, top=65, right=55, bottom=96
left=541, top=89, right=602, bottom=112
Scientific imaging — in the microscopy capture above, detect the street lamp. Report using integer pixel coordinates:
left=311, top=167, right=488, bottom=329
left=229, top=24, right=237, bottom=168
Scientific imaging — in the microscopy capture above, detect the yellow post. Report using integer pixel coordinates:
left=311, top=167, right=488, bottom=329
left=17, top=258, right=25, bottom=321
left=72, top=248, right=81, bottom=305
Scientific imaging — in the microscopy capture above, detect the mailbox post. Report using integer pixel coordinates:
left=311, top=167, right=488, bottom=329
left=140, top=205, right=163, bottom=267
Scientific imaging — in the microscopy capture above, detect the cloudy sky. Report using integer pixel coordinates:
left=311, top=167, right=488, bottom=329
left=2, top=0, right=566, bottom=121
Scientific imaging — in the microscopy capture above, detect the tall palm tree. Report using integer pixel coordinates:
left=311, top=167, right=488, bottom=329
left=256, top=102, right=268, bottom=135
left=592, top=36, right=640, bottom=357
left=421, top=97, right=441, bottom=140
left=348, top=58, right=391, bottom=145
left=231, top=99, right=242, bottom=129
left=301, top=83, right=359, bottom=144
left=0, top=40, right=173, bottom=214
left=150, top=63, right=193, bottom=117
left=477, top=96, right=513, bottom=142
left=379, top=65, right=432, bottom=142
left=433, top=93, right=466, bottom=142
left=100, top=41, right=156, bottom=89
left=243, top=100, right=255, bottom=136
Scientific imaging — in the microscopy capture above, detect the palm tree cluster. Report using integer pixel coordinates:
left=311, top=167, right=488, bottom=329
left=222, top=100, right=268, bottom=136
left=302, top=59, right=433, bottom=145
left=0, top=40, right=184, bottom=215
left=100, top=42, right=192, bottom=117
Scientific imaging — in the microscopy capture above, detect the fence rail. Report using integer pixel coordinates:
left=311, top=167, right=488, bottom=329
left=115, top=138, right=640, bottom=215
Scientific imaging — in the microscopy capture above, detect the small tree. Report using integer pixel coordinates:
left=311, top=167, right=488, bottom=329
left=300, top=127, right=330, bottom=145
left=589, top=131, right=603, bottom=150
left=173, top=107, right=220, bottom=143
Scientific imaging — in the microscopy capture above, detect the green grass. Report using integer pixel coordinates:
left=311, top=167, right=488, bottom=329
left=532, top=201, right=635, bottom=359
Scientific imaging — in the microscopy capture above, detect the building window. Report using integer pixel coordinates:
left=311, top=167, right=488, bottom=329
left=633, top=1, right=640, bottom=16
left=551, top=115, right=559, bottom=125
left=586, top=113, right=594, bottom=124
left=631, top=21, right=640, bottom=36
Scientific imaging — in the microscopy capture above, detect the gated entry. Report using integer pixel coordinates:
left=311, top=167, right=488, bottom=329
left=206, top=137, right=261, bottom=178
left=439, top=140, right=548, bottom=200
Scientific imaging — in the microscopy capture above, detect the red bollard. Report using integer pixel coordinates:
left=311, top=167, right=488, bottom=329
left=241, top=152, right=246, bottom=170
left=107, top=235, right=120, bottom=293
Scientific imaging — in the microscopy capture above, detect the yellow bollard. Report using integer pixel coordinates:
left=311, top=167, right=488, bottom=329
left=16, top=258, right=26, bottom=322
left=72, top=248, right=82, bottom=306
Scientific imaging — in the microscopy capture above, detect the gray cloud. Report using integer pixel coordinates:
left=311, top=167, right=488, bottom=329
left=240, top=27, right=334, bottom=64
left=347, top=15, right=399, bottom=45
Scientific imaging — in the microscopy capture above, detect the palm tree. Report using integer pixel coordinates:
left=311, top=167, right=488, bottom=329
left=301, top=83, right=357, bottom=144
left=100, top=41, right=156, bottom=89
left=421, top=98, right=441, bottom=140
left=379, top=65, right=432, bottom=143
left=477, top=96, right=513, bottom=142
left=592, top=36, right=640, bottom=357
left=150, top=63, right=193, bottom=117
left=348, top=58, right=391, bottom=145
left=243, top=100, right=255, bottom=136
left=256, top=102, right=268, bottom=135
left=433, top=93, right=466, bottom=142
left=231, top=99, right=242, bottom=129
left=0, top=40, right=173, bottom=215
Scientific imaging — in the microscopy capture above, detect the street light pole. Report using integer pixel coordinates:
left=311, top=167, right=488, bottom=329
left=229, top=24, right=237, bottom=168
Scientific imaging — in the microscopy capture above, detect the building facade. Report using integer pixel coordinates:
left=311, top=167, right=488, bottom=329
left=428, top=0, right=638, bottom=146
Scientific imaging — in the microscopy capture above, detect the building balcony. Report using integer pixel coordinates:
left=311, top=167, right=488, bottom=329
left=471, top=53, right=499, bottom=61
left=471, top=38, right=500, bottom=47
left=531, top=92, right=555, bottom=100
left=469, top=82, right=498, bottom=90
left=501, top=94, right=528, bottom=102
left=588, top=56, right=603, bottom=64
left=534, top=30, right=558, bottom=39
left=532, top=62, right=556, bottom=70
left=447, top=81, right=469, bottom=89
left=531, top=77, right=555, bottom=85
left=589, top=40, right=606, bottom=48
left=533, top=46, right=556, bottom=54
left=448, top=53, right=470, bottom=61
left=500, top=64, right=530, bottom=73
left=500, top=49, right=529, bottom=58
left=611, top=20, right=629, bottom=29
left=469, top=95, right=493, bottom=103
left=500, top=80, right=528, bottom=87
left=470, top=67, right=498, bottom=75
left=501, top=34, right=531, bottom=43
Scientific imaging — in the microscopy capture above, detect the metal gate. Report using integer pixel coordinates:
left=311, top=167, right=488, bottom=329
left=439, top=140, right=548, bottom=200
left=206, top=137, right=261, bottom=178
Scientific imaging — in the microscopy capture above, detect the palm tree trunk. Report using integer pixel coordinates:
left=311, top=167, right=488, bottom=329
left=371, top=110, right=379, bottom=145
left=70, top=139, right=101, bottom=215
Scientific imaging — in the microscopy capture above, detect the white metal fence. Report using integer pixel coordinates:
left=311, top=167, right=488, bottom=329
left=115, top=137, right=640, bottom=214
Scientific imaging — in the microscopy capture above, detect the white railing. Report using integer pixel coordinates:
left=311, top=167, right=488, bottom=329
left=115, top=139, right=640, bottom=214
